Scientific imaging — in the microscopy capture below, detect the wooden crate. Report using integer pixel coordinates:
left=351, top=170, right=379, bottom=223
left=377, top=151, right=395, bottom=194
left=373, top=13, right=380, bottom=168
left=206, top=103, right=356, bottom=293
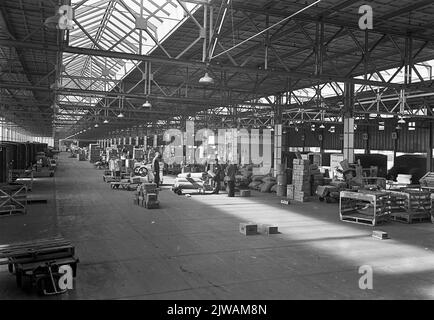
left=388, top=190, right=431, bottom=214
left=340, top=191, right=390, bottom=226
left=420, top=172, right=434, bottom=188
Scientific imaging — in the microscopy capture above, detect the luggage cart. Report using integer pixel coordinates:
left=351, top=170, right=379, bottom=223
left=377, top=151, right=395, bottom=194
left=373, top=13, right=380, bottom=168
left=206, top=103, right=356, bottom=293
left=0, top=238, right=79, bottom=295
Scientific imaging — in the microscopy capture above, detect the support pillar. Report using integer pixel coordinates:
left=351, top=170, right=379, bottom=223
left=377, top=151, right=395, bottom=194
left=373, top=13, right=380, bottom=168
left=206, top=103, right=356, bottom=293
left=343, top=83, right=355, bottom=163
left=428, top=120, right=433, bottom=172
left=273, top=95, right=283, bottom=177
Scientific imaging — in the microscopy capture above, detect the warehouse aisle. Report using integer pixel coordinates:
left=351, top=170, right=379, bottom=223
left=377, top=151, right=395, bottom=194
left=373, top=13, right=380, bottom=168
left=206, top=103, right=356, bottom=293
left=2, top=153, right=434, bottom=299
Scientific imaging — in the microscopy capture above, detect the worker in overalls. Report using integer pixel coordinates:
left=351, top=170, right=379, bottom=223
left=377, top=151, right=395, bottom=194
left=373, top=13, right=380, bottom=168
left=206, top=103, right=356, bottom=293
left=225, top=162, right=237, bottom=197
left=152, top=152, right=161, bottom=188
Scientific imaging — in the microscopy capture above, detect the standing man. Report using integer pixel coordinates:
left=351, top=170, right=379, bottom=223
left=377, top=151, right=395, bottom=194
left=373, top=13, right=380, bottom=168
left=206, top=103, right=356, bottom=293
left=225, top=162, right=237, bottom=197
left=213, top=159, right=223, bottom=194
left=152, top=151, right=161, bottom=187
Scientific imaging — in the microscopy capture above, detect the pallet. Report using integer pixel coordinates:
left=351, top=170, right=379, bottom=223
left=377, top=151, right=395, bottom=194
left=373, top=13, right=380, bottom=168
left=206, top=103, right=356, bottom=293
left=341, top=212, right=389, bottom=226
left=390, top=211, right=432, bottom=224
left=0, top=208, right=26, bottom=217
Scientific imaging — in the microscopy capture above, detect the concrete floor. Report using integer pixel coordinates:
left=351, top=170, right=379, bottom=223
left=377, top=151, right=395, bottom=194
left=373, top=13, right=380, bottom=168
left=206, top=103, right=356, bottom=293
left=1, top=153, right=434, bottom=299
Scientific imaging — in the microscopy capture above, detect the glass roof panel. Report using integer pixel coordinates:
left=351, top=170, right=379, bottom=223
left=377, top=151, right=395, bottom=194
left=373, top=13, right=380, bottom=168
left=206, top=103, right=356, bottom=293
left=59, top=0, right=199, bottom=127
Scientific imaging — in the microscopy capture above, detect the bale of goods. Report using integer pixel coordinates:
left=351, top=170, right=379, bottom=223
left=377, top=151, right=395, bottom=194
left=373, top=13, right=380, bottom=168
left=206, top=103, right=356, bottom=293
left=260, top=181, right=276, bottom=193
left=251, top=175, right=265, bottom=182
left=248, top=181, right=262, bottom=189
left=256, top=182, right=265, bottom=190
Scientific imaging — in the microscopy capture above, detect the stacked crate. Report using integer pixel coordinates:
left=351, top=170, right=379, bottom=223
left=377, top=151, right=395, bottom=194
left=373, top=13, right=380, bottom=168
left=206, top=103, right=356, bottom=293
left=388, top=189, right=431, bottom=223
left=310, top=164, right=324, bottom=194
left=286, top=184, right=294, bottom=200
left=89, top=144, right=101, bottom=163
left=292, top=159, right=311, bottom=202
left=135, top=183, right=159, bottom=209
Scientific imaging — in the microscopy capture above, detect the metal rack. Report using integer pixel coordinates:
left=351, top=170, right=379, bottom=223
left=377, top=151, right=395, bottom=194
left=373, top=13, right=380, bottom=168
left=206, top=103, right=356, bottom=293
left=339, top=190, right=390, bottom=226
left=0, top=184, right=27, bottom=216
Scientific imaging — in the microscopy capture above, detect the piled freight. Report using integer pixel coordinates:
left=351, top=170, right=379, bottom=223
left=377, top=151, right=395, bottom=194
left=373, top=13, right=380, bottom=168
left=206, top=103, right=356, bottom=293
left=291, top=159, right=311, bottom=202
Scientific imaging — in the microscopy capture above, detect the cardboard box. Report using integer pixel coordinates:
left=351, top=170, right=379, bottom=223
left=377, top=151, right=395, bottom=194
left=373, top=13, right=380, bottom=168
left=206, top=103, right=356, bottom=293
left=239, top=222, right=257, bottom=235
left=287, top=184, right=294, bottom=200
left=372, top=230, right=389, bottom=240
left=259, top=224, right=279, bottom=235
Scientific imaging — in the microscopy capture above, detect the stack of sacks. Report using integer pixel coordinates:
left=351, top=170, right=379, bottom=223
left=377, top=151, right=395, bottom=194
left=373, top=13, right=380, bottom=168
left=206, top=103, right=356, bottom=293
left=260, top=176, right=277, bottom=193
left=248, top=175, right=265, bottom=190
left=310, top=164, right=324, bottom=193
left=292, top=159, right=311, bottom=202
left=239, top=165, right=253, bottom=179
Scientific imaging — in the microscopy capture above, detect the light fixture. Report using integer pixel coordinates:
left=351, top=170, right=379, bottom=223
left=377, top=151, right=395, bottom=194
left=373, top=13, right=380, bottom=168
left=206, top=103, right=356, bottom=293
left=94, top=124, right=99, bottom=128
left=398, top=117, right=406, bottom=124
left=117, top=112, right=124, bottom=118
left=199, top=72, right=214, bottom=85
left=142, top=100, right=152, bottom=108
left=103, top=119, right=109, bottom=124
left=319, top=124, right=325, bottom=129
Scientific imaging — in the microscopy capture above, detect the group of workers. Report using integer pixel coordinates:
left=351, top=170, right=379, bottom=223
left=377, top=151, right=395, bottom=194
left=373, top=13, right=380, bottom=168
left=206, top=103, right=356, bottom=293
left=151, top=151, right=237, bottom=197
left=208, top=159, right=237, bottom=197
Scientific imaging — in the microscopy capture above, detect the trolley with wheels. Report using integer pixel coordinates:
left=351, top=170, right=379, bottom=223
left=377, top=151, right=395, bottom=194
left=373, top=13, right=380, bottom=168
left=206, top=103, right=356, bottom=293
left=0, top=237, right=79, bottom=295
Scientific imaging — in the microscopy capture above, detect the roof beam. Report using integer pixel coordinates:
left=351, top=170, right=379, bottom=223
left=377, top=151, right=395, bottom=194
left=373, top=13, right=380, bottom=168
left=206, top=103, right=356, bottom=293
left=0, top=40, right=404, bottom=88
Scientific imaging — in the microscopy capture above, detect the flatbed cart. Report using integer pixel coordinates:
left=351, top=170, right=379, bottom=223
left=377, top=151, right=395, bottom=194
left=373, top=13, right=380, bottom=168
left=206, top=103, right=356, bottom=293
left=172, top=175, right=218, bottom=195
left=0, top=237, right=79, bottom=295
left=110, top=181, right=141, bottom=191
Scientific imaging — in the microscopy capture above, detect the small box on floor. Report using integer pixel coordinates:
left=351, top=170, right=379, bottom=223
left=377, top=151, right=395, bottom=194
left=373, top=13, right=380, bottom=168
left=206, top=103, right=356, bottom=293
left=259, top=224, right=279, bottom=235
left=240, top=189, right=251, bottom=197
left=372, top=230, right=389, bottom=240
left=239, top=222, right=258, bottom=235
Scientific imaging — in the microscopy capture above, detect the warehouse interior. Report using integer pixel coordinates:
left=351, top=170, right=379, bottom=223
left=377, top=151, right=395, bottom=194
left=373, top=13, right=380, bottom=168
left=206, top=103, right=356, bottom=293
left=1, top=0, right=434, bottom=300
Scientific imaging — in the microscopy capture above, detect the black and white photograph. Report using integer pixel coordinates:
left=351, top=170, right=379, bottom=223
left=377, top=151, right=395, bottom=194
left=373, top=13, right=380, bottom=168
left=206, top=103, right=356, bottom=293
left=0, top=0, right=434, bottom=307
